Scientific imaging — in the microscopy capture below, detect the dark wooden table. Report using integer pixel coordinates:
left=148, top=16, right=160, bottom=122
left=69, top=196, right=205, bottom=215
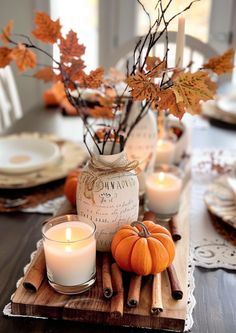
left=0, top=107, right=236, bottom=333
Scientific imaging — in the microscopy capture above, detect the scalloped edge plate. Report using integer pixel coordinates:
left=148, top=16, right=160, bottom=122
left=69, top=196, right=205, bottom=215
left=204, top=175, right=236, bottom=229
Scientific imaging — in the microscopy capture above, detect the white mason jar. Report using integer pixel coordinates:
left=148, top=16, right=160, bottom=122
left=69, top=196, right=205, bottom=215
left=125, top=102, right=157, bottom=193
left=76, top=143, right=139, bottom=252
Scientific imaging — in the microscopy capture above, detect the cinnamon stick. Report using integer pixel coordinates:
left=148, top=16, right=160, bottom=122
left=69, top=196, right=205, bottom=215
left=110, top=263, right=124, bottom=318
left=143, top=211, right=157, bottom=222
left=169, top=215, right=181, bottom=241
left=127, top=275, right=142, bottom=307
left=167, top=264, right=183, bottom=300
left=102, top=253, right=113, bottom=299
left=22, top=246, right=46, bottom=292
left=151, top=273, right=163, bottom=314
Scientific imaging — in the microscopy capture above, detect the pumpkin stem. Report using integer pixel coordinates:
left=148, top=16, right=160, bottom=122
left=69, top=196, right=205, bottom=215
left=131, top=221, right=151, bottom=238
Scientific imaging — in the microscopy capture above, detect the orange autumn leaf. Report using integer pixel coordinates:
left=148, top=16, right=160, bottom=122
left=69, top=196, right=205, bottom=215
left=204, top=76, right=217, bottom=95
left=32, top=12, right=61, bottom=44
left=172, top=71, right=214, bottom=114
left=158, top=89, right=186, bottom=119
left=126, top=71, right=159, bottom=100
left=34, top=67, right=55, bottom=82
left=0, top=20, right=13, bottom=44
left=95, top=128, right=118, bottom=142
left=59, top=59, right=85, bottom=83
left=59, top=30, right=85, bottom=62
left=89, top=105, right=114, bottom=119
left=0, top=47, right=12, bottom=67
left=80, top=67, right=104, bottom=88
left=107, top=67, right=126, bottom=84
left=98, top=95, right=115, bottom=108
left=10, top=44, right=37, bottom=72
left=203, top=48, right=235, bottom=75
left=145, top=56, right=166, bottom=77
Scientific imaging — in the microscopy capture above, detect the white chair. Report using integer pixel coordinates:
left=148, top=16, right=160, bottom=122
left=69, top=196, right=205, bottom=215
left=0, top=66, right=23, bottom=132
left=108, top=31, right=218, bottom=71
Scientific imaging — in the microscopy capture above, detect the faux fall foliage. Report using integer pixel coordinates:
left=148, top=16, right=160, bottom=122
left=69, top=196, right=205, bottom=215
left=0, top=4, right=235, bottom=153
left=203, top=48, right=235, bottom=75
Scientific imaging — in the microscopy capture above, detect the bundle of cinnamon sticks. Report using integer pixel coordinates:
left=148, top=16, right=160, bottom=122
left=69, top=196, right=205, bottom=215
left=101, top=213, right=183, bottom=317
left=102, top=254, right=183, bottom=317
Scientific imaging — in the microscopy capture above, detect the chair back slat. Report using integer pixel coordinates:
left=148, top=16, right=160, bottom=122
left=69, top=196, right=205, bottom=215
left=0, top=66, right=23, bottom=132
left=109, top=31, right=217, bottom=71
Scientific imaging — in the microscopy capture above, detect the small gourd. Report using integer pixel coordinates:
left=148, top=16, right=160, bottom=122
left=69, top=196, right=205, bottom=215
left=64, top=168, right=81, bottom=206
left=111, top=220, right=175, bottom=275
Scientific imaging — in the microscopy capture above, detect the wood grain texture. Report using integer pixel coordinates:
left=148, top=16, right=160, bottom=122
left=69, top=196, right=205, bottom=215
left=10, top=184, right=190, bottom=332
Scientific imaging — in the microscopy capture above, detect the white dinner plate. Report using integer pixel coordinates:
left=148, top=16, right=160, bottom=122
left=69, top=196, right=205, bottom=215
left=0, top=137, right=61, bottom=174
left=216, top=93, right=236, bottom=116
left=204, top=176, right=236, bottom=229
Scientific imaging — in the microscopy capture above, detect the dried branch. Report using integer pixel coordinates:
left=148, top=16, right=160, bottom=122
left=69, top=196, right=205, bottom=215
left=0, top=0, right=206, bottom=155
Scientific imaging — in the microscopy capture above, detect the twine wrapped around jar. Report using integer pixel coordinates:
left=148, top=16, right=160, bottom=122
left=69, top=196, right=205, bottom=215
left=83, top=156, right=139, bottom=203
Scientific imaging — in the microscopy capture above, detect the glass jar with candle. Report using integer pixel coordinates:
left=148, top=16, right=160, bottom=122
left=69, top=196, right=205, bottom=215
left=155, top=138, right=175, bottom=165
left=155, top=111, right=177, bottom=166
left=42, top=215, right=96, bottom=295
left=145, top=164, right=183, bottom=219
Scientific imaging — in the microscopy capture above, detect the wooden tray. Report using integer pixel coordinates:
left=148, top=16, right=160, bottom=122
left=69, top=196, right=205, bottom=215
left=11, top=183, right=190, bottom=332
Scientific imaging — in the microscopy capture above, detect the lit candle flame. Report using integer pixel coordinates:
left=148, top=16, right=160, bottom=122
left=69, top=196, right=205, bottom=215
left=158, top=172, right=165, bottom=182
left=157, top=139, right=163, bottom=147
left=66, top=227, right=72, bottom=242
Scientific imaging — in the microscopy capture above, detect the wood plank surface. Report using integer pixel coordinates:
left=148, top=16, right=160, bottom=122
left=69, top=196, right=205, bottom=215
left=11, top=184, right=190, bottom=332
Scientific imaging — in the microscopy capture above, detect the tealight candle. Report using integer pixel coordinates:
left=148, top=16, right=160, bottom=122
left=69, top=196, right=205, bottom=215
left=42, top=215, right=96, bottom=294
left=145, top=171, right=182, bottom=217
left=155, top=139, right=175, bottom=165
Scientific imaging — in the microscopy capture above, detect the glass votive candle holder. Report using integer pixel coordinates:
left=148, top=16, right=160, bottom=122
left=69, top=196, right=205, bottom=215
left=155, top=138, right=176, bottom=165
left=42, top=215, right=96, bottom=295
left=145, top=164, right=183, bottom=219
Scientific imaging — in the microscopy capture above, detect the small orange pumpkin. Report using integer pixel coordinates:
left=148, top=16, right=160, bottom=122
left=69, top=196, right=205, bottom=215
left=64, top=168, right=81, bottom=206
left=111, top=220, right=175, bottom=276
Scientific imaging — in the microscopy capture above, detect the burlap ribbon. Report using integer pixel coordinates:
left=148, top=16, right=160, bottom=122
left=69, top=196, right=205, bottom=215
left=81, top=155, right=139, bottom=203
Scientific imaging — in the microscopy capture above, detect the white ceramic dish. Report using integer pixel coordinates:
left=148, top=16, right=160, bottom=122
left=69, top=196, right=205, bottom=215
left=204, top=176, right=236, bottom=229
left=216, top=93, right=236, bottom=116
left=0, top=137, right=61, bottom=174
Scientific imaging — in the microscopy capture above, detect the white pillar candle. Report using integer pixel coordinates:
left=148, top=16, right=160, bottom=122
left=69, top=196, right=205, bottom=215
left=175, top=15, right=185, bottom=68
left=43, top=221, right=96, bottom=287
left=155, top=139, right=175, bottom=165
left=146, top=172, right=182, bottom=215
